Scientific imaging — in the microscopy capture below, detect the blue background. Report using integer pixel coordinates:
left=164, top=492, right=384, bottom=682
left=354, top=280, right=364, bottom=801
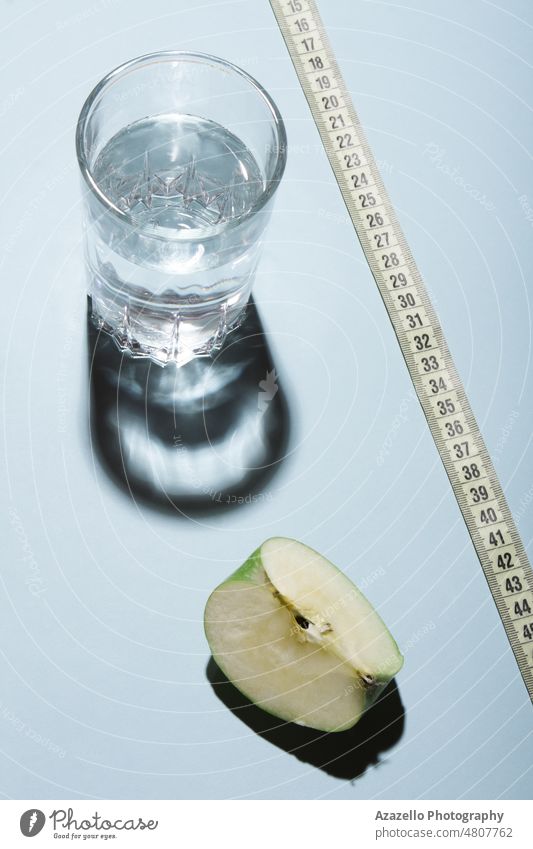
left=0, top=0, right=532, bottom=799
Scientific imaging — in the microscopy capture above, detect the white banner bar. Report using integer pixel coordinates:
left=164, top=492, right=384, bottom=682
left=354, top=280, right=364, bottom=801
left=0, top=800, right=530, bottom=848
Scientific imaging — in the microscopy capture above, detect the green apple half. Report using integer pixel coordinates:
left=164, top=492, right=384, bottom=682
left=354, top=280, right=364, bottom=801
left=204, top=537, right=403, bottom=732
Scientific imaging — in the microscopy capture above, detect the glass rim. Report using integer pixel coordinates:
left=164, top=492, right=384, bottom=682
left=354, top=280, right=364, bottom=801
left=75, top=50, right=287, bottom=240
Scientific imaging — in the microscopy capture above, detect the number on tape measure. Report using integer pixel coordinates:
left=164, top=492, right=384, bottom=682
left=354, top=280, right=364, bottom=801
left=269, top=0, right=533, bottom=699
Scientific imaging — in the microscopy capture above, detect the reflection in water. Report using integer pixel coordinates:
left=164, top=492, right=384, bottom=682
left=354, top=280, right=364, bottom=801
left=87, top=299, right=290, bottom=513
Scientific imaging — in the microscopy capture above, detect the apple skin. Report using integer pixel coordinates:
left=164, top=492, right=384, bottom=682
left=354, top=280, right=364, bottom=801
left=204, top=538, right=403, bottom=732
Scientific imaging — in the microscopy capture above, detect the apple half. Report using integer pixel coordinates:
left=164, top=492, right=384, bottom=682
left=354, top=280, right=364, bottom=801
left=204, top=537, right=403, bottom=732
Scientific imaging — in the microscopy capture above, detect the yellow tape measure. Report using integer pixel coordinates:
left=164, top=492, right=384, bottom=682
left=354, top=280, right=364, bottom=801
left=269, top=0, right=533, bottom=700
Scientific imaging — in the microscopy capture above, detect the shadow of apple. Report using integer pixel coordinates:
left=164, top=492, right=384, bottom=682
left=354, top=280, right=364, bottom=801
left=206, top=656, right=405, bottom=781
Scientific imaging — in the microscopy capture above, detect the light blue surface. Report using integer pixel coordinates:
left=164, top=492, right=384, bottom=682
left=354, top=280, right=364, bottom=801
left=1, top=0, right=532, bottom=799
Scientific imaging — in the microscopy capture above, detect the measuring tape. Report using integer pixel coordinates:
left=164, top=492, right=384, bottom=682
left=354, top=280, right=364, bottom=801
left=269, top=0, right=533, bottom=700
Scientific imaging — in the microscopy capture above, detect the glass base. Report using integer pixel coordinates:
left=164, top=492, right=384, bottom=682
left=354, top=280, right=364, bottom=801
left=88, top=294, right=248, bottom=368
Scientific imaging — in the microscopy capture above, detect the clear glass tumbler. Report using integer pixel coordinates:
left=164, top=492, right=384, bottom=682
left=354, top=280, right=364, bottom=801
left=76, top=51, right=286, bottom=367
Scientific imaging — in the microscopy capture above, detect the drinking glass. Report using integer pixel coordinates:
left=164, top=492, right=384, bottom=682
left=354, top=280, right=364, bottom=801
left=76, top=51, right=286, bottom=366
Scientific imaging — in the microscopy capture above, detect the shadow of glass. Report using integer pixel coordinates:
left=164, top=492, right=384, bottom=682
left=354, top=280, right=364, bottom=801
left=206, top=657, right=405, bottom=781
left=87, top=298, right=290, bottom=515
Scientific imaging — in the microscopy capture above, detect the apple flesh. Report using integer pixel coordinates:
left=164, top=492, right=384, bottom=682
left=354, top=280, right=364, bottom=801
left=204, top=537, right=403, bottom=732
